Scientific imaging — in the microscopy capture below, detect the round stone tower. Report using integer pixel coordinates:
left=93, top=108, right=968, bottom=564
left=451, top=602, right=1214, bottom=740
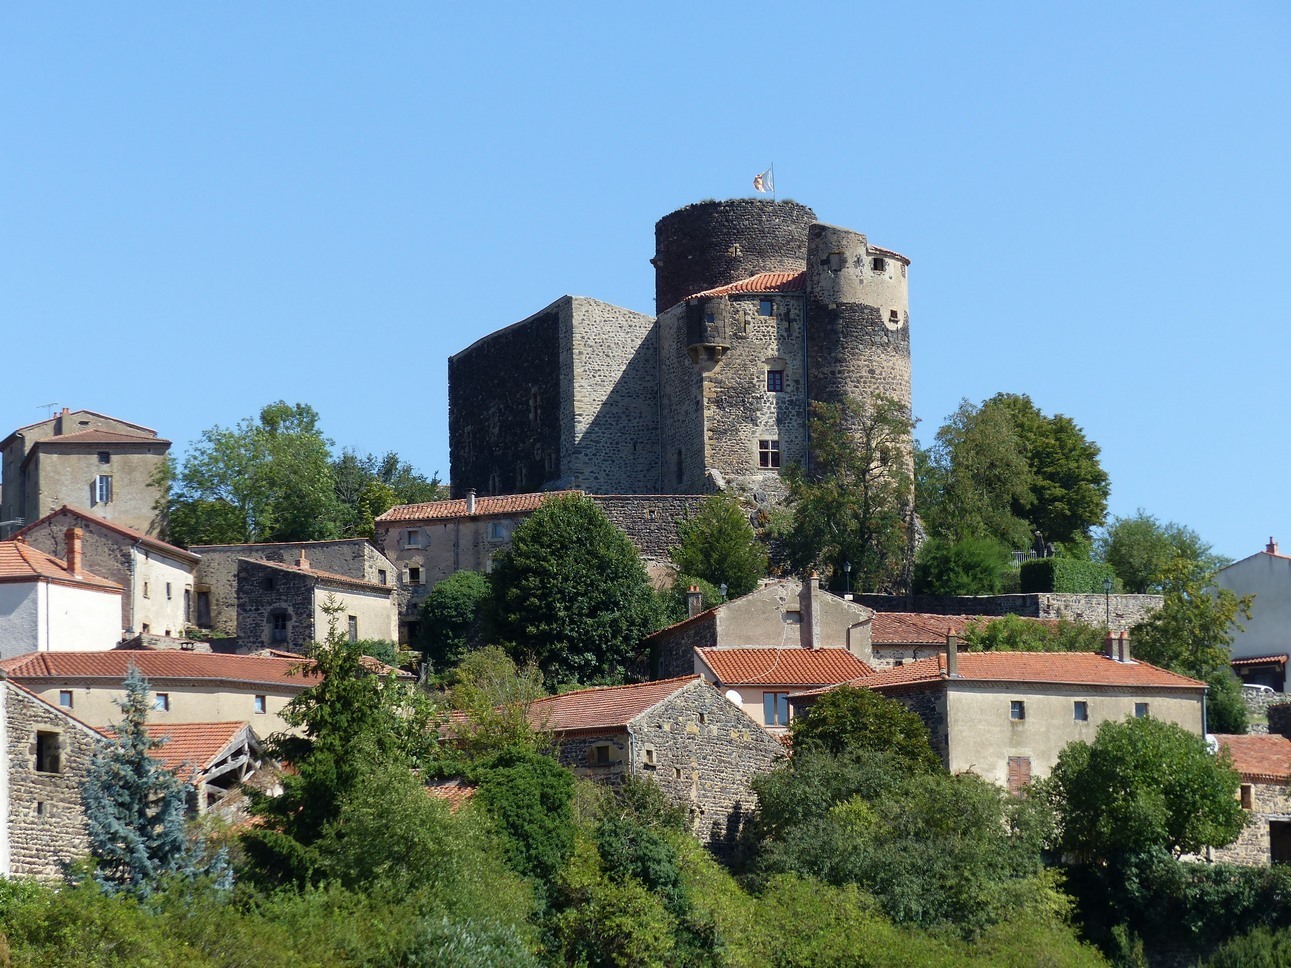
left=805, top=222, right=911, bottom=419
left=652, top=199, right=817, bottom=313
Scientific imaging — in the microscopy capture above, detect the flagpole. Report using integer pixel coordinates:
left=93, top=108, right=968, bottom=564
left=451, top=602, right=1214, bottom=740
left=771, top=163, right=776, bottom=201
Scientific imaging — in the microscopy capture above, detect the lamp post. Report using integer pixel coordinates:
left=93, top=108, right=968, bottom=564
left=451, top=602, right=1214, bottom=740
left=1103, top=576, right=1113, bottom=629
left=719, top=583, right=728, bottom=603
left=843, top=561, right=852, bottom=600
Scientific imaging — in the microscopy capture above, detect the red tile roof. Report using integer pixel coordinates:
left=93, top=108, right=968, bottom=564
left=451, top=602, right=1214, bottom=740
left=0, top=540, right=122, bottom=591
left=427, top=778, right=477, bottom=810
left=1216, top=733, right=1291, bottom=783
left=1232, top=654, right=1288, bottom=668
left=870, top=612, right=1057, bottom=645
left=375, top=490, right=582, bottom=524
left=105, top=721, right=253, bottom=778
left=29, top=429, right=167, bottom=446
left=689, top=271, right=806, bottom=299
left=241, top=557, right=392, bottom=594
left=698, top=648, right=873, bottom=685
left=2, top=411, right=158, bottom=448
left=528, top=676, right=701, bottom=733
left=0, top=650, right=318, bottom=688
left=19, top=506, right=200, bottom=563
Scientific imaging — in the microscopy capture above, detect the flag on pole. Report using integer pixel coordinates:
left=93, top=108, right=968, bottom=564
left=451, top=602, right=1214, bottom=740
left=753, top=166, right=774, bottom=193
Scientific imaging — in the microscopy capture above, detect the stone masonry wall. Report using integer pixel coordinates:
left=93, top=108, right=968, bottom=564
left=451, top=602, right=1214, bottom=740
left=194, top=540, right=390, bottom=636
left=235, top=560, right=316, bottom=652
left=28, top=444, right=168, bottom=538
left=658, top=302, right=709, bottom=494
left=5, top=684, right=98, bottom=880
left=855, top=593, right=1163, bottom=634
left=566, top=298, right=660, bottom=494
left=1210, top=780, right=1291, bottom=866
left=449, top=302, right=563, bottom=498
left=590, top=495, right=709, bottom=564
left=22, top=512, right=136, bottom=629
left=652, top=614, right=720, bottom=679
left=881, top=685, right=949, bottom=765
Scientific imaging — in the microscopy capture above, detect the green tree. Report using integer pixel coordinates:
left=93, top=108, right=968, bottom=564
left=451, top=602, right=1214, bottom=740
left=983, top=393, right=1110, bottom=546
left=1043, top=716, right=1245, bottom=864
left=784, top=396, right=915, bottom=594
left=671, top=495, right=767, bottom=599
left=164, top=401, right=341, bottom=546
left=961, top=614, right=1105, bottom=653
left=660, top=574, right=723, bottom=625
left=417, top=570, right=493, bottom=671
left=490, top=495, right=662, bottom=685
left=1096, top=510, right=1227, bottom=594
left=333, top=449, right=445, bottom=538
left=83, top=666, right=227, bottom=897
left=916, top=398, right=1034, bottom=548
left=445, top=646, right=547, bottom=759
left=791, top=685, right=942, bottom=772
left=912, top=536, right=1013, bottom=595
left=243, top=603, right=440, bottom=887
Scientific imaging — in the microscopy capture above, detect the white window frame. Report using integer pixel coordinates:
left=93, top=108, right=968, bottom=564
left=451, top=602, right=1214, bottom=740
left=95, top=474, right=113, bottom=504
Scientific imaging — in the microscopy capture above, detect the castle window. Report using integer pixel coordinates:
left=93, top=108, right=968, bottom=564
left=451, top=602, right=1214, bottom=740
left=407, top=566, right=423, bottom=585
left=828, top=252, right=843, bottom=272
left=270, top=610, right=290, bottom=643
left=889, top=309, right=900, bottom=324
left=1241, top=784, right=1254, bottom=810
left=378, top=569, right=387, bottom=585
left=404, top=529, right=422, bottom=548
left=758, top=299, right=773, bottom=316
left=675, top=449, right=684, bottom=484
left=516, top=463, right=527, bottom=488
left=704, top=312, right=715, bottom=324
left=529, top=389, right=541, bottom=425
left=1010, top=700, right=1026, bottom=721
left=35, top=732, right=61, bottom=774
left=766, top=370, right=785, bottom=393
left=758, top=439, right=781, bottom=469
left=872, top=257, right=887, bottom=272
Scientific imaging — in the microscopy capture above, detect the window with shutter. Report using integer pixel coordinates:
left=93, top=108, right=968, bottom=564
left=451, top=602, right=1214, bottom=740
left=1006, top=755, right=1032, bottom=795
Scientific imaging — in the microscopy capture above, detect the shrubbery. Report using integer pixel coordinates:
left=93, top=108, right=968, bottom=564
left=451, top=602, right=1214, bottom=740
left=1020, top=557, right=1119, bottom=593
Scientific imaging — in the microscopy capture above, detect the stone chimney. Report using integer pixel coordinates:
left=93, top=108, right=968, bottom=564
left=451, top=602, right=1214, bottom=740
left=801, top=572, right=822, bottom=650
left=296, top=551, right=310, bottom=570
left=466, top=489, right=477, bottom=515
left=946, top=633, right=959, bottom=677
left=65, top=527, right=82, bottom=577
left=54, top=406, right=69, bottom=435
left=1268, top=537, right=1279, bottom=555
left=1104, top=631, right=1118, bottom=660
left=686, top=585, right=703, bottom=618
left=1118, top=630, right=1132, bottom=663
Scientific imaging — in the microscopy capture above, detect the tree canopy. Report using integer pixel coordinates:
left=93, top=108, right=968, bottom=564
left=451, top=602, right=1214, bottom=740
left=790, top=685, right=942, bottom=773
left=416, top=569, right=493, bottom=672
left=671, top=494, right=767, bottom=598
left=1096, top=510, right=1228, bottom=594
left=912, top=536, right=1013, bottom=595
left=783, top=396, right=915, bottom=594
left=489, top=495, right=662, bottom=686
left=960, top=614, right=1105, bottom=653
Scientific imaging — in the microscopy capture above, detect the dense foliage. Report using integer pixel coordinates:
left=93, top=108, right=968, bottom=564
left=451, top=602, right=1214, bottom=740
left=1095, top=509, right=1227, bottom=594
left=1020, top=556, right=1118, bottom=593
left=416, top=569, right=493, bottom=671
left=490, top=495, right=662, bottom=685
left=789, top=685, right=942, bottom=772
left=912, top=536, right=1013, bottom=594
left=671, top=495, right=768, bottom=599
left=961, top=614, right=1105, bottom=653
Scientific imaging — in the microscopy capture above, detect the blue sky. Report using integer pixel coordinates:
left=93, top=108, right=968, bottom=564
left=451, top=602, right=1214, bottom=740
left=4, top=3, right=1288, bottom=561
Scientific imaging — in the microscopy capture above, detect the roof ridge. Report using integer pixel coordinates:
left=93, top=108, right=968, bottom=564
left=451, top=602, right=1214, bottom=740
left=530, top=674, right=699, bottom=704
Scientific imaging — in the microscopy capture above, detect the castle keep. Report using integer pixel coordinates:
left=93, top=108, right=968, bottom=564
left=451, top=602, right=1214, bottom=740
left=449, top=199, right=911, bottom=503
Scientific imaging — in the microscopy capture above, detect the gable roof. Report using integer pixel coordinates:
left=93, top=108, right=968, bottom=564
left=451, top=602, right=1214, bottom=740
left=5, top=679, right=109, bottom=740
left=1215, top=733, right=1291, bottom=783
left=869, top=612, right=1057, bottom=645
left=697, top=647, right=874, bottom=686
left=0, top=650, right=318, bottom=689
left=689, top=271, right=807, bottom=299
left=27, top=429, right=167, bottom=446
left=0, top=540, right=122, bottom=592
left=795, top=651, right=1205, bottom=697
left=18, top=506, right=200, bottom=563
left=375, top=490, right=582, bottom=524
left=108, top=721, right=256, bottom=778
left=2, top=410, right=158, bottom=449
left=528, top=676, right=701, bottom=733
left=1231, top=654, right=1289, bottom=668
left=239, top=557, right=392, bottom=594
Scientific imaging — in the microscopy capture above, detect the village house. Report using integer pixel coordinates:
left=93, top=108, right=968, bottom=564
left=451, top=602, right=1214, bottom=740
left=790, top=635, right=1207, bottom=794
left=1210, top=704, right=1291, bottom=866
left=111, top=721, right=264, bottom=815
left=529, top=676, right=784, bottom=845
left=0, top=533, right=123, bottom=657
left=0, top=408, right=169, bottom=539
left=235, top=554, right=397, bottom=653
left=0, top=650, right=323, bottom=737
left=190, top=538, right=395, bottom=639
left=646, top=576, right=875, bottom=680
left=0, top=674, right=103, bottom=880
left=19, top=506, right=200, bottom=639
left=1214, top=538, right=1291, bottom=692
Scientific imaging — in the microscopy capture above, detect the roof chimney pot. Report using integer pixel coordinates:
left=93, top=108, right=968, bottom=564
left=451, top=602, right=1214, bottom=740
left=65, top=527, right=83, bottom=578
left=1268, top=537, right=1279, bottom=555
left=946, top=633, right=959, bottom=677
left=686, top=584, right=703, bottom=619
left=297, top=551, right=310, bottom=570
left=466, top=489, right=477, bottom=515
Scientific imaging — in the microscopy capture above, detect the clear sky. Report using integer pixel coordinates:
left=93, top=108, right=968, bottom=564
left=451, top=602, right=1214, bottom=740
left=4, top=3, right=1288, bottom=561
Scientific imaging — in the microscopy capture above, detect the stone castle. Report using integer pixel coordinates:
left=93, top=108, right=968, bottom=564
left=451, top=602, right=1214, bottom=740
left=448, top=198, right=912, bottom=504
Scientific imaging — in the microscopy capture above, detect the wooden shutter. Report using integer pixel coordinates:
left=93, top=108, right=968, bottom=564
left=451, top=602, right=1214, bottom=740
left=1007, top=756, right=1032, bottom=795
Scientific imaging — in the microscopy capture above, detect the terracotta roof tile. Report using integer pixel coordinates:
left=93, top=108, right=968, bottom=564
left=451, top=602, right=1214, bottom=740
left=18, top=506, right=199, bottom=563
left=698, top=648, right=873, bottom=685
left=104, top=721, right=252, bottom=777
left=241, top=558, right=392, bottom=594
left=0, top=540, right=122, bottom=591
left=427, top=778, right=477, bottom=810
left=870, top=612, right=1057, bottom=645
left=1215, top=733, right=1291, bottom=783
left=689, top=271, right=806, bottom=299
left=1232, top=654, right=1288, bottom=667
left=0, top=650, right=318, bottom=688
left=376, top=490, right=582, bottom=524
left=528, top=676, right=701, bottom=733
left=29, top=429, right=166, bottom=446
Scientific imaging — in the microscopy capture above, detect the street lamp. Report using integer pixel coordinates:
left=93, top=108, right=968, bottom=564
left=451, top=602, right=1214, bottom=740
left=1103, top=576, right=1113, bottom=628
left=719, top=583, right=728, bottom=603
left=843, top=561, right=852, bottom=600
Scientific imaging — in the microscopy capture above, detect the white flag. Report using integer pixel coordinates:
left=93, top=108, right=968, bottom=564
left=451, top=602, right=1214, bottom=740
left=753, top=167, right=774, bottom=193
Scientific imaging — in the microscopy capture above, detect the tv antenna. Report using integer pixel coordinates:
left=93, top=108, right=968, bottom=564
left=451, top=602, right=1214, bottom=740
left=37, top=402, right=59, bottom=419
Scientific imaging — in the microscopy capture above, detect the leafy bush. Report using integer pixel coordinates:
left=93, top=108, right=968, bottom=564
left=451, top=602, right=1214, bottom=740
left=1206, top=924, right=1291, bottom=968
left=672, top=495, right=768, bottom=598
left=417, top=570, right=492, bottom=672
left=913, top=537, right=1013, bottom=595
left=1021, top=557, right=1119, bottom=593
left=790, top=685, right=942, bottom=772
left=962, top=614, right=1104, bottom=653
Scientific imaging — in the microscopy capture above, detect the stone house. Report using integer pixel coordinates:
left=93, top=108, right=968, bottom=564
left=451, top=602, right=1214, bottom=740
left=375, top=490, right=706, bottom=642
left=1210, top=723, right=1291, bottom=866
left=790, top=639, right=1207, bottom=794
left=19, top=506, right=199, bottom=639
left=118, top=721, right=263, bottom=815
left=0, top=534, right=123, bottom=657
left=1214, top=538, right=1291, bottom=691
left=235, top=555, right=398, bottom=652
left=0, top=676, right=103, bottom=880
left=190, top=538, right=395, bottom=638
left=646, top=576, right=874, bottom=680
left=694, top=647, right=873, bottom=734
left=529, top=676, right=784, bottom=845
left=0, top=650, right=323, bottom=738
left=0, top=408, right=169, bottom=539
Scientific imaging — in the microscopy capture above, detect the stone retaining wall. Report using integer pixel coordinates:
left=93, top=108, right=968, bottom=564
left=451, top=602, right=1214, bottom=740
left=856, top=592, right=1163, bottom=633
